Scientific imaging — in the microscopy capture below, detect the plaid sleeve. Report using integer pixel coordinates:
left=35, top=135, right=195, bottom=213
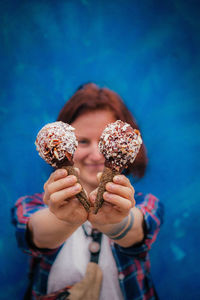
left=114, top=192, right=164, bottom=258
left=11, top=193, right=58, bottom=257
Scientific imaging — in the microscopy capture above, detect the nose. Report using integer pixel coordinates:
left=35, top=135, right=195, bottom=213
left=90, top=142, right=104, bottom=161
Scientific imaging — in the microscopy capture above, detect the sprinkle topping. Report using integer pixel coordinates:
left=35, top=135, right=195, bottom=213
left=35, top=121, right=78, bottom=167
left=99, top=120, right=142, bottom=171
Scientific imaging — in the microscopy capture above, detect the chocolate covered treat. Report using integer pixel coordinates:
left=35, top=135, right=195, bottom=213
left=35, top=121, right=90, bottom=211
left=94, top=120, right=142, bottom=214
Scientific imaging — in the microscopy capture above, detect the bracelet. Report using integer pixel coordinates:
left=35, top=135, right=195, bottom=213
left=107, top=210, right=134, bottom=240
left=106, top=215, right=129, bottom=237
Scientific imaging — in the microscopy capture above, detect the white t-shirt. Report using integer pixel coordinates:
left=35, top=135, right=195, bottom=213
left=47, top=222, right=123, bottom=300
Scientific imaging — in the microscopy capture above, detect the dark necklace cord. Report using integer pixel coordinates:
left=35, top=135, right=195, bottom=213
left=82, top=226, right=102, bottom=264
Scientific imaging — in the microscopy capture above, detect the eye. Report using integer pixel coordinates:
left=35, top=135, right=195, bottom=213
left=78, top=138, right=90, bottom=146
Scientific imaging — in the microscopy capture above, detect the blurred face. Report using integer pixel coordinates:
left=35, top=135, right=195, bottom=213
left=71, top=110, right=116, bottom=193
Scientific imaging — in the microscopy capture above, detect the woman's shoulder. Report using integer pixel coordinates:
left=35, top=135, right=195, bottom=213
left=15, top=192, right=44, bottom=204
left=12, top=193, right=46, bottom=226
left=14, top=193, right=45, bottom=211
left=135, top=191, right=164, bottom=227
left=135, top=191, right=160, bottom=204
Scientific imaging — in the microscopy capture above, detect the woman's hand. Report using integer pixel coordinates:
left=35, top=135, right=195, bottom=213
left=88, top=174, right=135, bottom=227
left=43, top=168, right=88, bottom=226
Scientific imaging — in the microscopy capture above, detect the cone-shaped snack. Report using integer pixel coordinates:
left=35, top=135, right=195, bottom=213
left=35, top=121, right=90, bottom=211
left=94, top=120, right=142, bottom=214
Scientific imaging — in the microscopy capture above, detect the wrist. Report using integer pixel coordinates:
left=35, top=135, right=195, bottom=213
left=97, top=210, right=134, bottom=241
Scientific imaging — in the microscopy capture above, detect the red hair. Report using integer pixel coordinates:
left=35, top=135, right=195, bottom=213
left=57, top=83, right=148, bottom=178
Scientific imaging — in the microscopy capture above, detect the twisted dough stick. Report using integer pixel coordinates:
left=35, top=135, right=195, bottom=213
left=35, top=121, right=90, bottom=212
left=94, top=120, right=142, bottom=214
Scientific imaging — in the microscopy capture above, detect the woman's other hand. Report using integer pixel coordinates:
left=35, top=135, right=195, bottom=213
left=88, top=174, right=135, bottom=225
left=43, top=168, right=88, bottom=225
left=88, top=174, right=144, bottom=247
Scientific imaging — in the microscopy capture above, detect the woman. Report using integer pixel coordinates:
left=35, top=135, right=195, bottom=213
left=12, top=83, right=164, bottom=300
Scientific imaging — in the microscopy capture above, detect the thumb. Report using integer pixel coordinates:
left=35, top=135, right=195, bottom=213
left=74, top=167, right=80, bottom=176
left=97, top=172, right=102, bottom=183
left=89, top=188, right=98, bottom=205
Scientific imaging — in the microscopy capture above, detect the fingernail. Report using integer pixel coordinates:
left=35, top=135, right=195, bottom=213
left=68, top=175, right=77, bottom=182
left=114, top=176, right=120, bottom=182
left=107, top=183, right=114, bottom=190
left=74, top=183, right=81, bottom=191
left=103, top=192, right=110, bottom=199
left=90, top=194, right=96, bottom=203
left=59, top=169, right=67, bottom=176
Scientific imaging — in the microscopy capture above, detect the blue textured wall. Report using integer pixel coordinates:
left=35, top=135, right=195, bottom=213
left=0, top=0, right=200, bottom=299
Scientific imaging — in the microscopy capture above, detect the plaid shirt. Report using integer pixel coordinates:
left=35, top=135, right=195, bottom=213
left=12, top=192, right=164, bottom=300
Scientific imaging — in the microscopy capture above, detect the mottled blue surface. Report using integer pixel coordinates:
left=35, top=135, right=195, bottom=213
left=0, top=0, right=200, bottom=299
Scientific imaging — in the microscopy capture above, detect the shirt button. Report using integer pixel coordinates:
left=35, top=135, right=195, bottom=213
left=89, top=241, right=100, bottom=253
left=118, top=273, right=125, bottom=280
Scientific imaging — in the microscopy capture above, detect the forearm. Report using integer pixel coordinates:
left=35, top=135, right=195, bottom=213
left=28, top=208, right=81, bottom=249
left=96, top=207, right=144, bottom=247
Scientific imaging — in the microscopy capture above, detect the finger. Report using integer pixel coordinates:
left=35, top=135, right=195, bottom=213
left=43, top=171, right=73, bottom=204
left=44, top=169, right=68, bottom=189
left=74, top=167, right=80, bottom=176
left=113, top=175, right=135, bottom=193
left=43, top=193, right=49, bottom=205
left=89, top=188, right=98, bottom=205
left=106, top=182, right=134, bottom=202
left=113, top=174, right=130, bottom=186
left=53, top=169, right=68, bottom=181
left=49, top=183, right=82, bottom=206
left=47, top=175, right=77, bottom=194
left=97, top=172, right=102, bottom=182
left=103, top=192, right=133, bottom=211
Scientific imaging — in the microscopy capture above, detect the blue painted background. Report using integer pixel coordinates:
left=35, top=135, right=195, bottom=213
left=0, top=0, right=200, bottom=299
